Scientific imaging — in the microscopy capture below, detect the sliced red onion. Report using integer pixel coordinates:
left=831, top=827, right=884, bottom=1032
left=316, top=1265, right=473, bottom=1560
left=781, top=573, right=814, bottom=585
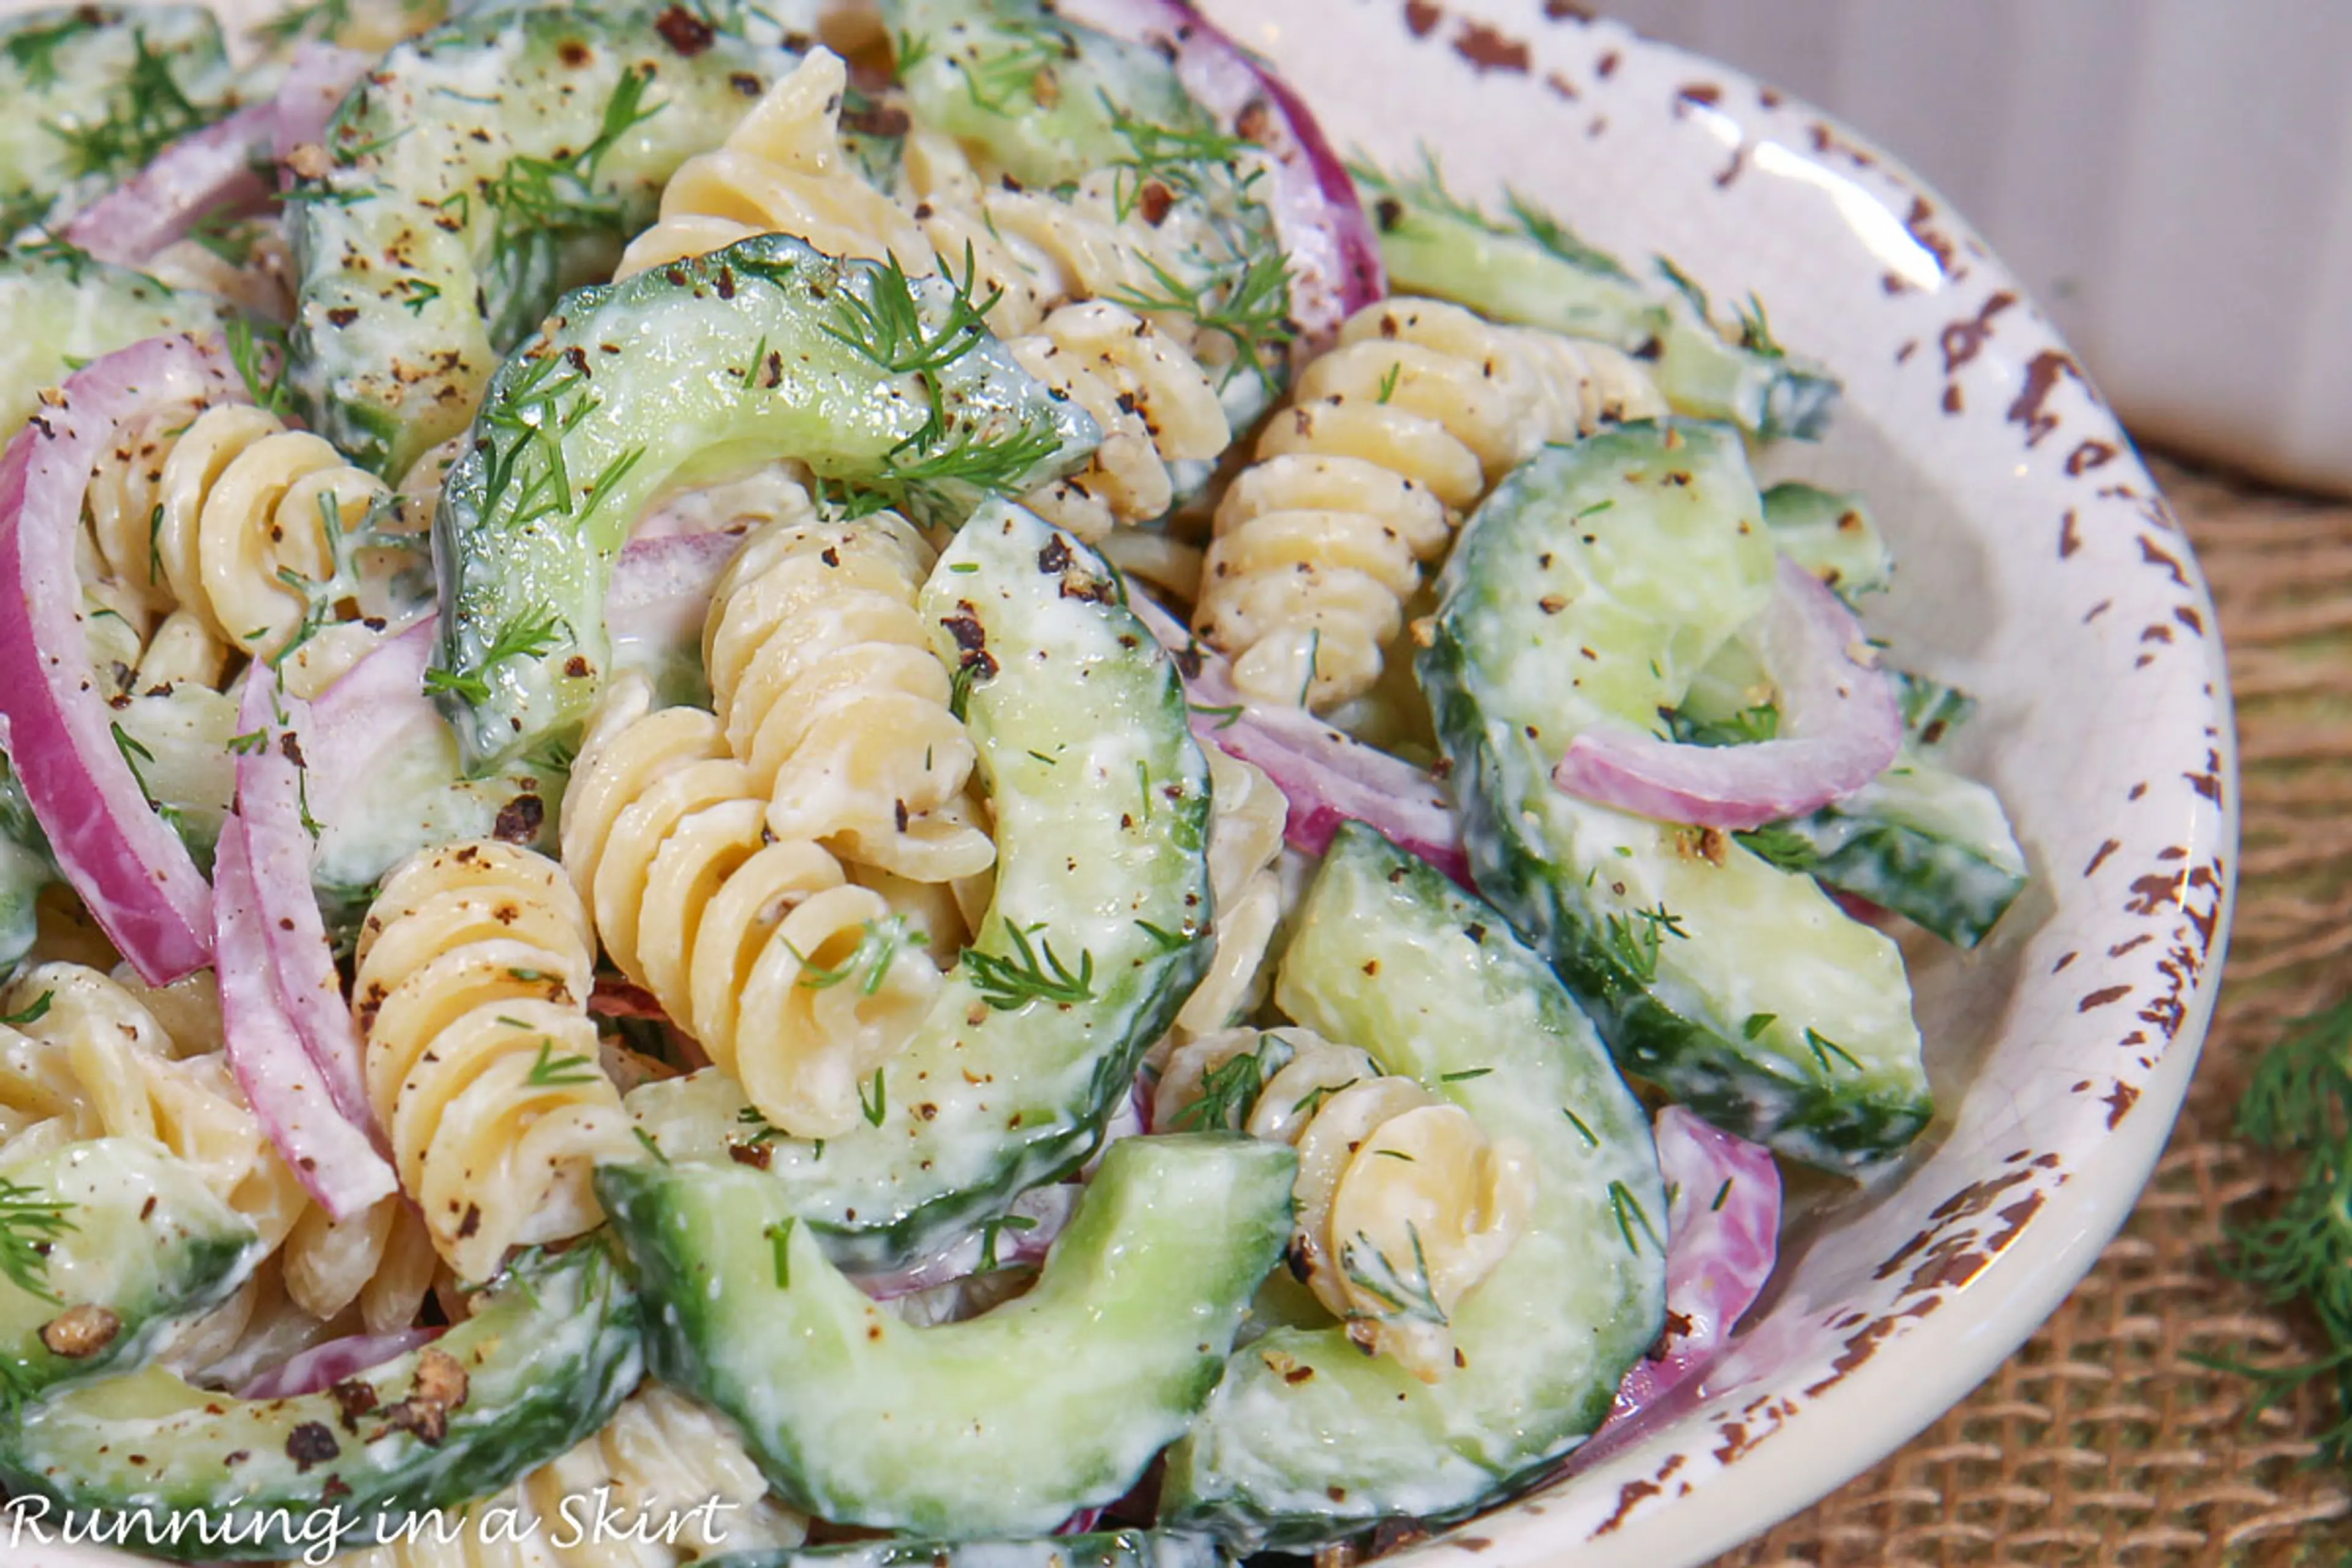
left=235, top=663, right=379, bottom=1133
left=1551, top=556, right=1903, bottom=831
left=61, top=104, right=277, bottom=266
left=214, top=820, right=399, bottom=1220
left=62, top=47, right=371, bottom=267
left=848, top=1184, right=1080, bottom=1300
left=1125, top=589, right=1468, bottom=884
left=1050, top=0, right=1385, bottom=351
left=0, top=336, right=244, bottom=983
left=235, top=1326, right=442, bottom=1401
left=272, top=43, right=377, bottom=166
left=1055, top=1510, right=1107, bottom=1537
left=1610, top=1106, right=1781, bottom=1421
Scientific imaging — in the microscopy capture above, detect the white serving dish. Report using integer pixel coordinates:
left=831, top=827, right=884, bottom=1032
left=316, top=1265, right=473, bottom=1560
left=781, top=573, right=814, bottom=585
left=14, top=1, right=2235, bottom=1564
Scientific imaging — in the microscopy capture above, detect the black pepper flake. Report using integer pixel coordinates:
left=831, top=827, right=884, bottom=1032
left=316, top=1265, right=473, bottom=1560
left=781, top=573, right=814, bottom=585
left=654, top=3, right=714, bottom=54
left=492, top=794, right=543, bottom=843
left=328, top=1378, right=380, bottom=1431
left=286, top=1422, right=341, bottom=1473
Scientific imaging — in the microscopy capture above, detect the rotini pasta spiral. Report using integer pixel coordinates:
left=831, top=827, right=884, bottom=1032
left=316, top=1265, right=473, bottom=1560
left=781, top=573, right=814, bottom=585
left=352, top=840, right=635, bottom=1282
left=83, top=400, right=391, bottom=666
left=561, top=679, right=944, bottom=1139
left=1171, top=745, right=1286, bottom=1041
left=1158, top=1026, right=1536, bottom=1382
left=1010, top=301, right=1232, bottom=542
left=616, top=48, right=932, bottom=281
left=0, top=962, right=309, bottom=1255
left=1194, top=296, right=1666, bottom=712
left=334, top=1385, right=805, bottom=1567
left=702, top=513, right=993, bottom=881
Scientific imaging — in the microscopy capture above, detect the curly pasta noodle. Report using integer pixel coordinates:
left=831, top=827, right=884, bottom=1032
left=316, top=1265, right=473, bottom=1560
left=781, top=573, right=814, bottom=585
left=561, top=677, right=944, bottom=1139
left=0, top=962, right=308, bottom=1254
left=336, top=1385, right=805, bottom=1567
left=703, top=512, right=993, bottom=881
left=1010, top=301, right=1231, bottom=541
left=1194, top=296, right=1667, bottom=712
left=1159, top=1027, right=1535, bottom=1382
left=616, top=47, right=932, bottom=280
left=1172, top=745, right=1286, bottom=1041
left=82, top=398, right=392, bottom=671
left=352, top=840, right=634, bottom=1283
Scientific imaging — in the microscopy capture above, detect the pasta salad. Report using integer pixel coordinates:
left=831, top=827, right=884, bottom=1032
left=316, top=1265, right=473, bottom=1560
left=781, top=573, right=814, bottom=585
left=0, top=1, right=2029, bottom=1563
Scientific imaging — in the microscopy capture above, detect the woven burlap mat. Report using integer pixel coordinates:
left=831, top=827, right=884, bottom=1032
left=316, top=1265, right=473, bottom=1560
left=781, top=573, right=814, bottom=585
left=1708, top=459, right=2352, bottom=1567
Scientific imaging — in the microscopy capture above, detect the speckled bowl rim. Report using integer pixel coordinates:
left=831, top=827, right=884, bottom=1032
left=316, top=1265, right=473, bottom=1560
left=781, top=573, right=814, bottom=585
left=1194, top=2, right=2238, bottom=1564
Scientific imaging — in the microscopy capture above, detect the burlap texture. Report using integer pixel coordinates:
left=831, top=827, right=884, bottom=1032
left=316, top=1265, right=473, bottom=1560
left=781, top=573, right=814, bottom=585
left=1712, top=460, right=2352, bottom=1566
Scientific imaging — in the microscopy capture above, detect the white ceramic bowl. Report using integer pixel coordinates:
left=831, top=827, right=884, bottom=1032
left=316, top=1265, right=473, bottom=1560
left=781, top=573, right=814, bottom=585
left=13, top=2, right=2234, bottom=1566
left=1185, top=1, right=2236, bottom=1562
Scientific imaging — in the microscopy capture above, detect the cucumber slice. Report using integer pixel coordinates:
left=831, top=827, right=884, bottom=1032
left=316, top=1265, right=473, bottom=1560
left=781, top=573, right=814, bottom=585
left=1419, top=429, right=1931, bottom=1170
left=1745, top=755, right=2027, bottom=949
left=0, top=755, right=55, bottom=968
left=888, top=0, right=1200, bottom=190
left=704, top=1532, right=1224, bottom=1568
left=1159, top=824, right=1665, bottom=1550
left=1761, top=481, right=1892, bottom=600
left=285, top=1, right=791, bottom=477
left=431, top=232, right=1096, bottom=768
left=0, top=1139, right=261, bottom=1404
left=0, top=6, right=246, bottom=234
left=622, top=502, right=1210, bottom=1270
left=0, top=244, right=232, bottom=454
left=1352, top=165, right=1838, bottom=440
left=599, top=1134, right=1295, bottom=1536
left=0, top=1239, right=642, bottom=1559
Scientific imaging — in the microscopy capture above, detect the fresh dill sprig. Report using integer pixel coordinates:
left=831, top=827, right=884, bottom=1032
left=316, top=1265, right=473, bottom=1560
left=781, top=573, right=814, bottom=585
left=1608, top=1180, right=1662, bottom=1256
left=524, top=1039, right=600, bottom=1087
left=1601, top=902, right=1687, bottom=984
left=1172, top=1048, right=1266, bottom=1132
left=2210, top=1001, right=2352, bottom=1458
left=0, top=1177, right=74, bottom=1305
left=481, top=65, right=663, bottom=240
left=0, top=992, right=52, bottom=1028
left=977, top=1212, right=1038, bottom=1272
left=954, top=26, right=1071, bottom=115
left=858, top=1068, right=887, bottom=1128
left=3, top=10, right=100, bottom=88
left=45, top=29, right=206, bottom=182
left=765, top=1218, right=794, bottom=1288
left=964, top=921, right=1095, bottom=1011
left=1803, top=1027, right=1861, bottom=1072
left=788, top=917, right=912, bottom=998
left=1110, top=250, right=1294, bottom=391
left=1340, top=1222, right=1447, bottom=1326
left=223, top=316, right=289, bottom=418
left=424, top=603, right=568, bottom=705
left=1349, top=148, right=1632, bottom=279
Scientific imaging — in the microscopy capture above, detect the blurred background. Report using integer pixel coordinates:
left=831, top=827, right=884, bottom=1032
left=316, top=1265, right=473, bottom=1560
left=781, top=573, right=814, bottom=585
left=1592, top=0, right=2352, bottom=499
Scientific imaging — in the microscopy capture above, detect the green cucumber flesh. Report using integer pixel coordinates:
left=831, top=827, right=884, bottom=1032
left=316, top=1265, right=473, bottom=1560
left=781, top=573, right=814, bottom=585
left=285, top=1, right=791, bottom=477
left=704, top=1533, right=1225, bottom=1568
left=431, top=232, right=1096, bottom=768
left=622, top=502, right=1210, bottom=1270
left=1419, top=429, right=1931, bottom=1170
left=1747, top=753, right=2027, bottom=949
left=0, top=1240, right=642, bottom=1559
left=600, top=1134, right=1294, bottom=1536
left=1355, top=165, right=1838, bottom=440
left=0, top=245, right=232, bottom=453
left=0, top=6, right=245, bottom=233
left=0, top=1139, right=261, bottom=1405
left=1158, top=823, right=1665, bottom=1550
left=888, top=0, right=1201, bottom=191
left=1760, top=481, right=1892, bottom=600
